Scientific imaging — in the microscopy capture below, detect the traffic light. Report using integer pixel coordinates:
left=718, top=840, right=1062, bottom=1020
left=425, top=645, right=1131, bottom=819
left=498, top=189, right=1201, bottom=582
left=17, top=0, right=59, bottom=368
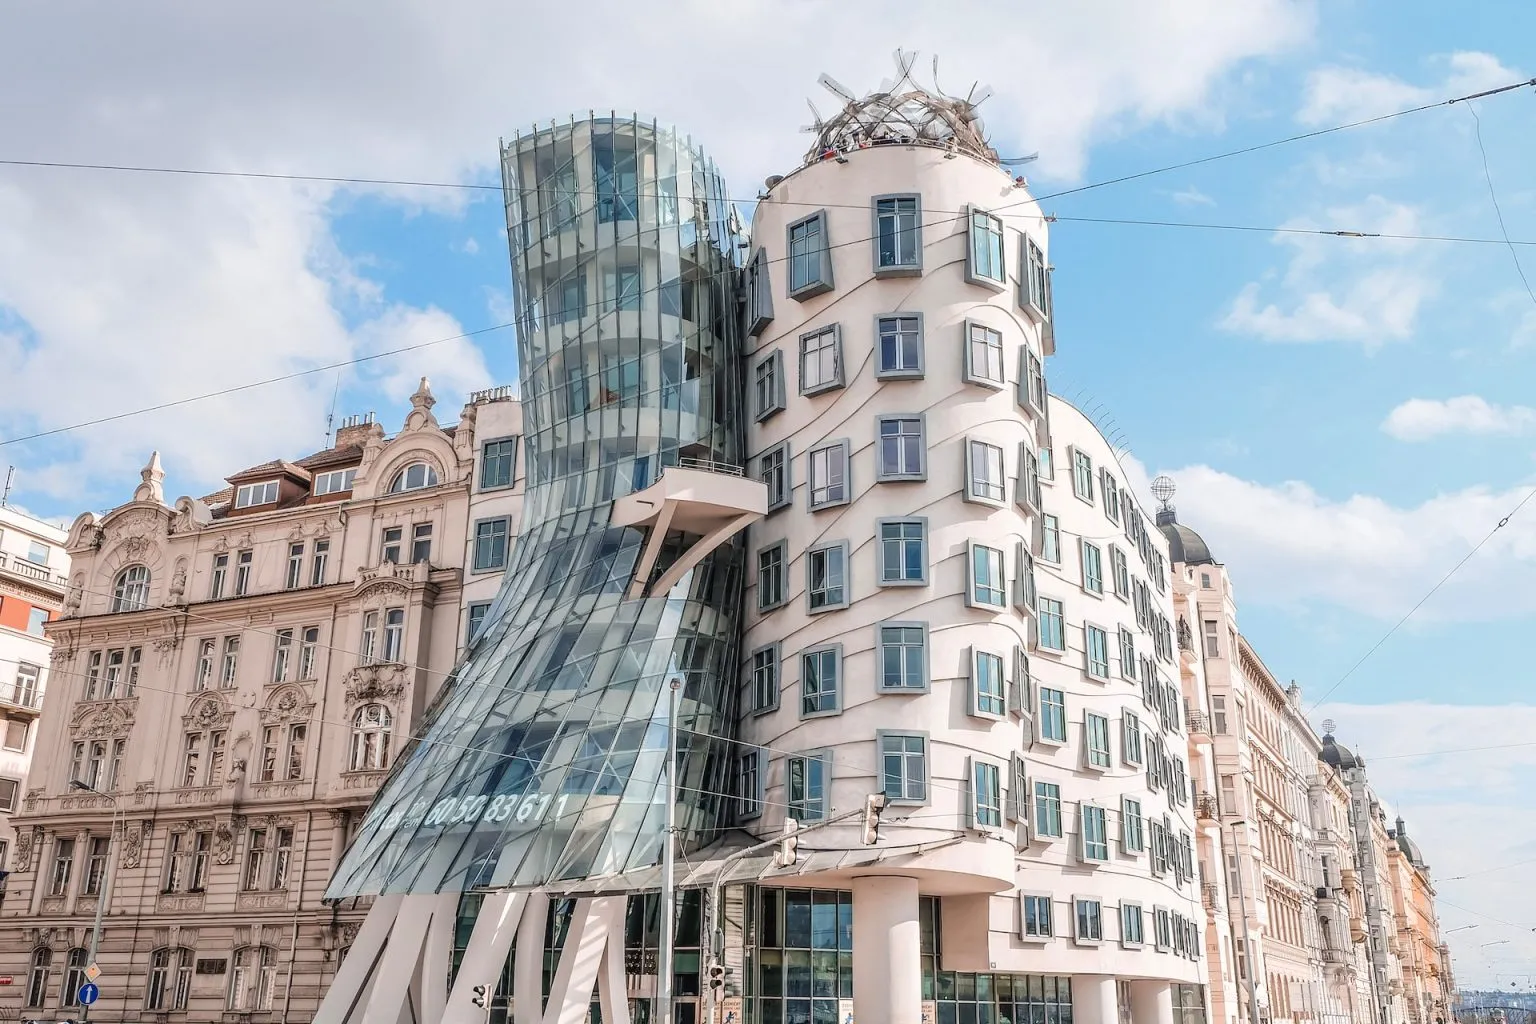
left=774, top=818, right=800, bottom=867
left=471, top=984, right=490, bottom=1008
left=862, top=793, right=887, bottom=845
left=707, top=961, right=727, bottom=1001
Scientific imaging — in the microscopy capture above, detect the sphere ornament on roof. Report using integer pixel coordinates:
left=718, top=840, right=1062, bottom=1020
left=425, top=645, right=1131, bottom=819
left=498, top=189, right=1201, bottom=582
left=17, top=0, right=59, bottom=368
left=802, top=50, right=1036, bottom=169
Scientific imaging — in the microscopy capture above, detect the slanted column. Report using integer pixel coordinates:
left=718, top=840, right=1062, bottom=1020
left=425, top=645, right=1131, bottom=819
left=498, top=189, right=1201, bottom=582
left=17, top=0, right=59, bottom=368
left=1130, top=980, right=1174, bottom=1024
left=1072, top=975, right=1119, bottom=1024
left=852, top=877, right=921, bottom=1024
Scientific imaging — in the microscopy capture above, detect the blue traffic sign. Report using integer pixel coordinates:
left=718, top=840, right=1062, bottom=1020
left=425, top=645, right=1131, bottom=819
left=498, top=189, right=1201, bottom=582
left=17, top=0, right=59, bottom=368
left=78, top=982, right=100, bottom=1005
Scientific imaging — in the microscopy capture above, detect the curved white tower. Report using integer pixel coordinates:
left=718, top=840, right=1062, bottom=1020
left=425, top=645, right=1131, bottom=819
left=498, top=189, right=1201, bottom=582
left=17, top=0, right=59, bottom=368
left=738, top=67, right=1207, bottom=1024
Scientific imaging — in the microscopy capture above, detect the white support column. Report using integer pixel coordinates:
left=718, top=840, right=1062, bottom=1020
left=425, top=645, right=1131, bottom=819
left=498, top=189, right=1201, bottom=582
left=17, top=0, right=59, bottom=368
left=420, top=890, right=461, bottom=1024
left=542, top=896, right=625, bottom=1024
left=1072, top=975, right=1120, bottom=1024
left=515, top=892, right=552, bottom=1024
left=444, top=890, right=530, bottom=1024
left=1130, top=980, right=1175, bottom=1024
left=852, top=877, right=922, bottom=1024
left=361, top=893, right=442, bottom=1023
left=596, top=897, right=633, bottom=1024
left=313, top=893, right=405, bottom=1024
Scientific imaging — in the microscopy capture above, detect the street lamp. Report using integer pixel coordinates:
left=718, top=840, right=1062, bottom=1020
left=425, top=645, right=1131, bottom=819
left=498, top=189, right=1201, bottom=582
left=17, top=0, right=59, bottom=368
left=1225, top=818, right=1265, bottom=1024
left=1480, top=941, right=1511, bottom=950
left=68, top=780, right=123, bottom=970
left=1447, top=926, right=1479, bottom=934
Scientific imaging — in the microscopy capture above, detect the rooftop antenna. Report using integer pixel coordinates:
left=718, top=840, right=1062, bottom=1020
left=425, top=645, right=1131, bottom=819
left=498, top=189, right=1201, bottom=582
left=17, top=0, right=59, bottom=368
left=324, top=373, right=342, bottom=447
left=1, top=466, right=13, bottom=507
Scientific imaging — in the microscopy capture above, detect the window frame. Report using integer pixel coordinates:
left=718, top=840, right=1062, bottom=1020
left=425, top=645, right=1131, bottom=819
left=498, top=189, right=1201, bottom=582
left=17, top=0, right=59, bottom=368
left=1032, top=780, right=1063, bottom=840
left=806, top=439, right=851, bottom=510
left=1121, top=795, right=1146, bottom=854
left=872, top=193, right=923, bottom=276
left=798, top=323, right=844, bottom=396
left=1018, top=346, right=1048, bottom=419
left=1080, top=539, right=1104, bottom=596
left=234, top=480, right=280, bottom=509
left=1069, top=446, right=1095, bottom=504
left=786, top=210, right=834, bottom=299
left=465, top=602, right=491, bottom=645
left=1036, top=595, right=1066, bottom=652
left=966, top=541, right=1007, bottom=610
left=1084, top=623, right=1111, bottom=681
left=968, top=756, right=1004, bottom=830
left=1040, top=514, right=1061, bottom=564
left=1037, top=686, right=1067, bottom=745
left=1120, top=902, right=1146, bottom=949
left=799, top=643, right=843, bottom=719
left=736, top=748, right=766, bottom=821
left=961, top=320, right=1006, bottom=390
left=748, top=643, right=781, bottom=715
left=876, top=620, right=930, bottom=694
left=876, top=729, right=930, bottom=805
left=963, top=437, right=1007, bottom=507
left=965, top=205, right=1007, bottom=289
left=471, top=517, right=512, bottom=573
left=805, top=540, right=850, bottom=613
left=1084, top=711, right=1112, bottom=771
left=875, top=413, right=928, bottom=482
left=1019, top=234, right=1050, bottom=321
left=1073, top=896, right=1104, bottom=945
left=1020, top=891, right=1054, bottom=941
left=1110, top=545, right=1131, bottom=601
left=1079, top=803, right=1110, bottom=863
left=1122, top=710, right=1145, bottom=767
left=1015, top=442, right=1043, bottom=514
left=744, top=246, right=775, bottom=337
left=786, top=750, right=830, bottom=821
left=753, top=349, right=786, bottom=421
left=756, top=540, right=789, bottom=613
left=874, top=313, right=925, bottom=380
left=758, top=441, right=792, bottom=513
left=969, top=647, right=1007, bottom=720
left=479, top=436, right=519, bottom=491
left=875, top=516, right=928, bottom=587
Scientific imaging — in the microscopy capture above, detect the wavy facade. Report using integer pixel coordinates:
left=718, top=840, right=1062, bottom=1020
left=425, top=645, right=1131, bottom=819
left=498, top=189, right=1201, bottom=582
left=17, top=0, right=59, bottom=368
left=328, top=115, right=753, bottom=897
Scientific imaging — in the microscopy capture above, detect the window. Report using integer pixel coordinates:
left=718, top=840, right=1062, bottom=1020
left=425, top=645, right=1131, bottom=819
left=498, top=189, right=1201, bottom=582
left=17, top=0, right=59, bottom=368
left=146, top=947, right=194, bottom=1011
left=806, top=542, right=847, bottom=612
left=209, top=552, right=228, bottom=598
left=971, top=649, right=1006, bottom=718
left=180, top=732, right=204, bottom=787
left=261, top=724, right=306, bottom=782
left=475, top=437, right=519, bottom=493
left=49, top=837, right=75, bottom=896
left=1102, top=470, right=1121, bottom=524
left=1154, top=909, right=1173, bottom=951
left=310, top=538, right=329, bottom=586
left=1118, top=627, right=1137, bottom=681
left=26, top=606, right=47, bottom=636
left=388, top=462, right=439, bottom=493
left=807, top=441, right=849, bottom=509
left=1071, top=448, right=1094, bottom=503
left=1212, top=695, right=1229, bottom=734
left=1039, top=688, right=1066, bottom=743
left=1204, top=619, right=1220, bottom=657
left=745, top=246, right=774, bottom=336
left=877, top=518, right=926, bottom=585
left=383, top=607, right=405, bottom=662
left=1085, top=712, right=1112, bottom=769
left=410, top=523, right=433, bottom=564
left=220, top=636, right=240, bottom=687
left=876, top=314, right=923, bottom=378
left=966, top=207, right=1006, bottom=286
left=381, top=526, right=403, bottom=564
left=1016, top=443, right=1043, bottom=513
left=1073, top=898, right=1103, bottom=944
left=271, top=629, right=292, bottom=683
left=12, top=661, right=39, bottom=708
left=787, top=211, right=833, bottom=298
left=964, top=439, right=1006, bottom=504
left=873, top=195, right=921, bottom=273
left=1085, top=625, right=1110, bottom=680
left=1022, top=894, right=1053, bottom=938
left=968, top=542, right=1007, bottom=609
left=1110, top=546, right=1131, bottom=600
left=735, top=749, right=764, bottom=820
left=1040, top=446, right=1055, bottom=482
left=787, top=752, right=828, bottom=820
left=72, top=740, right=107, bottom=790
left=1122, top=796, right=1145, bottom=854
left=1122, top=711, right=1144, bottom=766
left=1020, top=236, right=1050, bottom=320
left=62, top=947, right=88, bottom=1007
left=464, top=604, right=491, bottom=646
left=3, top=721, right=27, bottom=754
left=284, top=542, right=304, bottom=589
left=1121, top=904, right=1145, bottom=947
left=758, top=442, right=791, bottom=512
left=313, top=467, right=357, bottom=495
left=753, top=350, right=785, bottom=420
left=349, top=704, right=393, bottom=771
left=800, top=646, right=840, bottom=716
left=24, top=539, right=49, bottom=565
left=1080, top=805, right=1110, bottom=862
left=26, top=948, right=52, bottom=1008
left=798, top=324, right=843, bottom=395
left=876, top=415, right=926, bottom=480
left=1037, top=596, right=1065, bottom=651
left=878, top=623, right=928, bottom=691
left=880, top=732, right=928, bottom=802
left=963, top=322, right=1005, bottom=388
left=1033, top=781, right=1063, bottom=839
left=235, top=480, right=279, bottom=508
left=233, top=549, right=253, bottom=596
left=229, top=946, right=277, bottom=1011
left=749, top=644, right=780, bottom=714
left=1020, top=348, right=1047, bottom=417
left=297, top=626, right=320, bottom=679
left=757, top=542, right=787, bottom=612
left=1013, top=542, right=1038, bottom=614
left=473, top=517, right=511, bottom=571
left=1041, top=514, right=1061, bottom=563
left=112, top=565, right=150, bottom=612
left=964, top=758, right=1001, bottom=829
left=1081, top=540, right=1104, bottom=595
left=360, top=611, right=379, bottom=663
left=0, top=776, right=18, bottom=812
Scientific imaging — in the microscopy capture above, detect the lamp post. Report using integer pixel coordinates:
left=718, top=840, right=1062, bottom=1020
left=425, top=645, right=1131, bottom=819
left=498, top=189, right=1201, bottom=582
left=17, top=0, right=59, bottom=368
left=1226, top=817, right=1265, bottom=1024
left=69, top=779, right=123, bottom=1021
left=656, top=674, right=682, bottom=1024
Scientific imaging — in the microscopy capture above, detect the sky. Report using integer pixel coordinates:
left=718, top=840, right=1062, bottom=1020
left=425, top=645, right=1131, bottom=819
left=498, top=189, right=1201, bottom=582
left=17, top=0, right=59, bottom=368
left=3, top=0, right=1536, bottom=989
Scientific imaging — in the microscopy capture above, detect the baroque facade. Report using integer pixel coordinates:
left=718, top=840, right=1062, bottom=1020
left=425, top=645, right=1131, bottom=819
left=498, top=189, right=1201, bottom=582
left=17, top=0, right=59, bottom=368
left=0, top=381, right=522, bottom=1022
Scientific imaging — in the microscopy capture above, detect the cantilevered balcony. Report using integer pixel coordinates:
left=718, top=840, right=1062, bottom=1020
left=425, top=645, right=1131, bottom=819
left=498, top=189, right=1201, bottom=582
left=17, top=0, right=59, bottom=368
left=0, top=551, right=67, bottom=592
left=611, top=459, right=767, bottom=599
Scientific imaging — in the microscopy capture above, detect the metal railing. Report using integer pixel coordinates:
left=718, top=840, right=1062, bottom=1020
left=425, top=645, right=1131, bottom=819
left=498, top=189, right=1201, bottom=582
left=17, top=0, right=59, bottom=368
left=1, top=685, right=42, bottom=711
left=1187, top=710, right=1210, bottom=735
left=0, top=551, right=68, bottom=588
left=673, top=457, right=744, bottom=478
left=1195, top=793, right=1219, bottom=821
left=468, top=384, right=518, bottom=404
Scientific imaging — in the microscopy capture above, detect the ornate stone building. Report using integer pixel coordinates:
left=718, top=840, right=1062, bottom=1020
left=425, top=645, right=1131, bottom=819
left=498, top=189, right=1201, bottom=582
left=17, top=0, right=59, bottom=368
left=0, top=380, right=522, bottom=1022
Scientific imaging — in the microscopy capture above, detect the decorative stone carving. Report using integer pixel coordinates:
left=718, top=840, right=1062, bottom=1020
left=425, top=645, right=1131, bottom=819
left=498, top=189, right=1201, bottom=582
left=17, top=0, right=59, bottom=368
left=213, top=820, right=237, bottom=865
left=23, top=787, right=42, bottom=812
left=71, top=703, right=136, bottom=739
left=133, top=451, right=165, bottom=504
left=168, top=557, right=188, bottom=602
left=259, top=686, right=315, bottom=726
left=343, top=663, right=408, bottom=707
left=182, top=695, right=233, bottom=730
left=14, top=827, right=35, bottom=871
left=63, top=574, right=84, bottom=616
left=122, top=822, right=145, bottom=868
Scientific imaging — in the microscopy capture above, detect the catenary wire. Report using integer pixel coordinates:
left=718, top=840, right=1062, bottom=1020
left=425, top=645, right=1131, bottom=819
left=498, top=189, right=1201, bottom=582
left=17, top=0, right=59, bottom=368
left=1463, top=101, right=1536, bottom=313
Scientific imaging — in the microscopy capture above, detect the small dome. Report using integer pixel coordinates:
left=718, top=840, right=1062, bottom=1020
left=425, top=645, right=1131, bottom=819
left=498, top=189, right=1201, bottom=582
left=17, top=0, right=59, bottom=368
left=1320, top=733, right=1362, bottom=770
left=1156, top=512, right=1216, bottom=566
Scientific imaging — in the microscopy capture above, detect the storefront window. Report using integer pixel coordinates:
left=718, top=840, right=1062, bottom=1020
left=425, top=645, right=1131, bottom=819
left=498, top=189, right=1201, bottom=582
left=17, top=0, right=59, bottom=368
left=747, top=887, right=854, bottom=1024
left=921, top=897, right=1074, bottom=1024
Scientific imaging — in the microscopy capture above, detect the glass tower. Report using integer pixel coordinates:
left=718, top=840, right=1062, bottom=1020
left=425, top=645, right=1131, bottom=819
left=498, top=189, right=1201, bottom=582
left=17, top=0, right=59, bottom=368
left=328, top=115, right=749, bottom=896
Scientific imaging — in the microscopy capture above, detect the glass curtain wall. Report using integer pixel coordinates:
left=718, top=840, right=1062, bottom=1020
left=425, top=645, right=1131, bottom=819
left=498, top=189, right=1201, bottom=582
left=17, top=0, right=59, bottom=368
left=328, top=114, right=748, bottom=896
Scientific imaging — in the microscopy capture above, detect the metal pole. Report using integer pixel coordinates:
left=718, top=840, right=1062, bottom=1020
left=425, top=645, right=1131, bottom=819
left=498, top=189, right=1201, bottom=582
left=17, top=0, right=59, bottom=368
left=83, top=794, right=121, bottom=1023
left=1228, top=821, right=1263, bottom=1024
left=657, top=676, right=681, bottom=1024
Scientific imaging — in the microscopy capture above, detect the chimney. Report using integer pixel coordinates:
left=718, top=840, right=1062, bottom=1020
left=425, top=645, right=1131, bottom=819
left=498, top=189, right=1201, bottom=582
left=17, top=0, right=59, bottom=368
left=334, top=412, right=383, bottom=449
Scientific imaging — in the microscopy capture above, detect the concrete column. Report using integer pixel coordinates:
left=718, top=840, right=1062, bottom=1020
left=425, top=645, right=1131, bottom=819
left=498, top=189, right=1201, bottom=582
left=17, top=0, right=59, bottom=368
left=1129, top=979, right=1174, bottom=1024
left=852, top=876, right=922, bottom=1024
left=1072, top=975, right=1119, bottom=1024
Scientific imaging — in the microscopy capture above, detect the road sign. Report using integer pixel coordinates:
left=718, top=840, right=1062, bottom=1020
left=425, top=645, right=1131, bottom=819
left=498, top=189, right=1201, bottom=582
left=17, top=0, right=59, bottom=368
left=78, top=982, right=100, bottom=1005
left=84, top=963, right=101, bottom=982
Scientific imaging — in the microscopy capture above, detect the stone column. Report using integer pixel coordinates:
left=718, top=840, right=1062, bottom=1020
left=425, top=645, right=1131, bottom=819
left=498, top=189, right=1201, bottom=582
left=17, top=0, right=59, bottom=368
left=1130, top=980, right=1174, bottom=1024
left=852, top=876, right=921, bottom=1024
left=1072, top=975, right=1120, bottom=1024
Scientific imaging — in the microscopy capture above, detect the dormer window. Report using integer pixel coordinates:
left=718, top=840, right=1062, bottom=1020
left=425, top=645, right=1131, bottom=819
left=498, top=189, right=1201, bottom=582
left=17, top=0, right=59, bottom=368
left=312, top=468, right=357, bottom=496
left=234, top=481, right=280, bottom=509
left=388, top=463, right=438, bottom=493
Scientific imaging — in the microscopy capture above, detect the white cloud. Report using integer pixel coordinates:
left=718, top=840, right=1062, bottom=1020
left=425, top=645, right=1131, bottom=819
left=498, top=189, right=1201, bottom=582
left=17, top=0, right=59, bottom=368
left=455, top=237, right=480, bottom=256
left=0, top=1, right=1314, bottom=506
left=1298, top=50, right=1522, bottom=126
left=1382, top=395, right=1536, bottom=441
left=1219, top=196, right=1437, bottom=345
left=1171, top=186, right=1216, bottom=207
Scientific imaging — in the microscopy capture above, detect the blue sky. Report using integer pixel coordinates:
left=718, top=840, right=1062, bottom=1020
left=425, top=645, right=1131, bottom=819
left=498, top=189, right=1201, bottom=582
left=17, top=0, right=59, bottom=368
left=4, top=0, right=1536, bottom=985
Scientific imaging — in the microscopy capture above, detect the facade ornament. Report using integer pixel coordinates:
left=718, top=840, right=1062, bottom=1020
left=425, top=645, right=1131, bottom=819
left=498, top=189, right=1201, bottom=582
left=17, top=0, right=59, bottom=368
left=182, top=695, right=234, bottom=729
left=24, top=787, right=43, bottom=812
left=343, top=663, right=408, bottom=706
left=170, top=495, right=212, bottom=535
left=14, top=827, right=36, bottom=871
left=63, top=574, right=84, bottom=616
left=72, top=703, right=136, bottom=739
left=213, top=820, right=237, bottom=865
left=133, top=450, right=166, bottom=504
left=121, top=822, right=145, bottom=868
left=259, top=687, right=315, bottom=726
left=168, top=556, right=188, bottom=602
left=402, top=376, right=439, bottom=432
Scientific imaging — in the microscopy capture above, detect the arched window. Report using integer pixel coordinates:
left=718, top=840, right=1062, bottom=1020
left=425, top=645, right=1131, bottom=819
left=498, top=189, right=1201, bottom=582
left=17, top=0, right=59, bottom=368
left=388, top=462, right=439, bottom=493
left=229, top=945, right=277, bottom=1011
left=146, top=946, right=194, bottom=1011
left=349, top=704, right=393, bottom=771
left=112, top=565, right=151, bottom=612
left=25, top=947, right=51, bottom=1007
left=61, top=947, right=88, bottom=1007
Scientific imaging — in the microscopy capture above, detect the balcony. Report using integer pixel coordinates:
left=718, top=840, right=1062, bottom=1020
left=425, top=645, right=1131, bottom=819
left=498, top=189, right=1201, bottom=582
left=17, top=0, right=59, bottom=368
left=1322, top=948, right=1348, bottom=965
left=611, top=460, right=767, bottom=599
left=0, top=551, right=68, bottom=592
left=0, top=684, right=43, bottom=717
left=1202, top=882, right=1220, bottom=912
left=1187, top=710, right=1211, bottom=737
left=1195, top=793, right=1219, bottom=822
